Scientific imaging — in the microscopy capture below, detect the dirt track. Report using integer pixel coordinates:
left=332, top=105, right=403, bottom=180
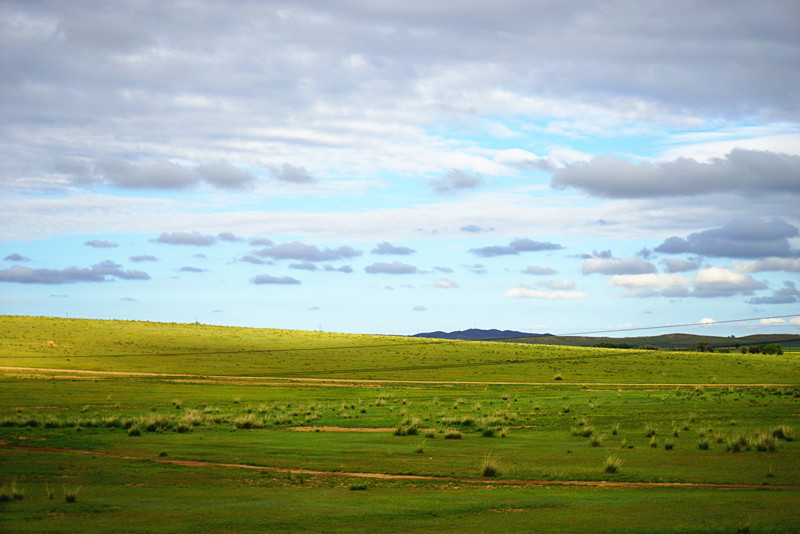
left=0, top=366, right=792, bottom=388
left=2, top=441, right=799, bottom=490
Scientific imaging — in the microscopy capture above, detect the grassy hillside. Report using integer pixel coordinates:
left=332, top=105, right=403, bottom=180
left=2, top=315, right=799, bottom=384
left=1, top=316, right=799, bottom=532
left=500, top=332, right=800, bottom=350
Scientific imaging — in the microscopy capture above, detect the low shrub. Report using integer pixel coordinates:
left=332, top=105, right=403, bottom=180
left=697, top=436, right=710, bottom=450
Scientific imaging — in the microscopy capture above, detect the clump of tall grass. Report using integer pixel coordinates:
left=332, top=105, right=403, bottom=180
left=63, top=485, right=81, bottom=503
left=480, top=453, right=501, bottom=477
left=443, top=429, right=462, bottom=440
left=394, top=417, right=420, bottom=436
left=664, top=439, right=674, bottom=450
left=771, top=425, right=793, bottom=441
left=0, top=479, right=24, bottom=501
left=604, top=455, right=623, bottom=474
left=611, top=422, right=620, bottom=435
left=589, top=433, right=606, bottom=447
left=650, top=437, right=658, bottom=448
left=233, top=413, right=259, bottom=429
left=697, top=436, right=710, bottom=450
left=644, top=424, right=657, bottom=438
left=748, top=431, right=777, bottom=452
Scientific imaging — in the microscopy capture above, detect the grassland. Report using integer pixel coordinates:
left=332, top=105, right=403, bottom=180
left=1, top=315, right=799, bottom=532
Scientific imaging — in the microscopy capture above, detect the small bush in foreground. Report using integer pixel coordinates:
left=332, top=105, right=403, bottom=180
left=348, top=483, right=368, bottom=491
left=480, top=453, right=501, bottom=477
left=604, top=456, right=623, bottom=474
left=664, top=439, right=674, bottom=450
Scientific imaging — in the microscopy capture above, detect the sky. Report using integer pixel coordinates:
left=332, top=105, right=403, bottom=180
left=1, top=0, right=799, bottom=337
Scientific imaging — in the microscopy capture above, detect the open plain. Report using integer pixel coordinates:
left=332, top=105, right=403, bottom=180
left=1, top=316, right=799, bottom=532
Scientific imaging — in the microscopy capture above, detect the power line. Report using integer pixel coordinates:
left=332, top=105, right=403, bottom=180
left=557, top=313, right=800, bottom=337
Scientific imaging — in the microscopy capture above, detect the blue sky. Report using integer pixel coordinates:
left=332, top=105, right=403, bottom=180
left=1, top=1, right=799, bottom=336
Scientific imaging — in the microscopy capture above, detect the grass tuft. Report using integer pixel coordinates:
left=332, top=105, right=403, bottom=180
left=443, top=429, right=462, bottom=440
left=588, top=433, right=606, bottom=447
left=480, top=453, right=501, bottom=477
left=63, top=485, right=81, bottom=503
left=604, top=455, right=623, bottom=474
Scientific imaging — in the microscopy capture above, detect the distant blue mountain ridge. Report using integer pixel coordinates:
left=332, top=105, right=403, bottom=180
left=411, top=329, right=551, bottom=341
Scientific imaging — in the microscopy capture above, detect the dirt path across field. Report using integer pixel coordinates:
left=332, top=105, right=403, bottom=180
left=0, top=366, right=792, bottom=388
left=2, top=441, right=799, bottom=490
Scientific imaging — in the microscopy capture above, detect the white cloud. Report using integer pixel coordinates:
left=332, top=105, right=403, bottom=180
left=760, top=318, right=786, bottom=326
left=734, top=257, right=800, bottom=273
left=434, top=278, right=458, bottom=289
left=698, top=317, right=717, bottom=325
left=503, top=288, right=588, bottom=299
left=583, top=257, right=656, bottom=275
left=611, top=273, right=690, bottom=289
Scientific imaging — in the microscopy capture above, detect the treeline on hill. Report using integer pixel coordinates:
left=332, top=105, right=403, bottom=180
left=694, top=342, right=784, bottom=354
left=595, top=341, right=786, bottom=354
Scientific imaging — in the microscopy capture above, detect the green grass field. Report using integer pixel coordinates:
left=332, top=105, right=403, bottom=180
left=2, top=316, right=799, bottom=532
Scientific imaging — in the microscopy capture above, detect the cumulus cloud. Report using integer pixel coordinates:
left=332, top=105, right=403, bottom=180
left=503, top=288, right=588, bottom=299
left=240, top=255, right=266, bottom=265
left=251, top=274, right=301, bottom=285
left=523, top=266, right=558, bottom=275
left=152, top=231, right=217, bottom=246
left=655, top=218, right=799, bottom=259
left=323, top=265, right=353, bottom=273
left=130, top=255, right=158, bottom=262
left=4, top=253, right=30, bottom=262
left=85, top=239, right=118, bottom=248
left=734, top=257, right=800, bottom=273
left=195, top=161, right=255, bottom=189
left=64, top=158, right=255, bottom=191
left=434, top=278, right=458, bottom=288
left=551, top=149, right=800, bottom=198
left=269, top=164, right=316, bottom=184
left=543, top=279, right=577, bottom=291
left=583, top=256, right=657, bottom=275
left=471, top=238, right=563, bottom=257
left=0, top=261, right=150, bottom=284
left=218, top=232, right=242, bottom=242
left=434, top=266, right=453, bottom=273
left=290, top=262, right=319, bottom=271
left=372, top=242, right=416, bottom=255
left=611, top=267, right=766, bottom=298
left=179, top=266, right=206, bottom=273
left=364, top=261, right=418, bottom=274
left=749, top=281, right=800, bottom=305
left=256, top=241, right=362, bottom=262
left=430, top=170, right=484, bottom=193
left=661, top=258, right=702, bottom=273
